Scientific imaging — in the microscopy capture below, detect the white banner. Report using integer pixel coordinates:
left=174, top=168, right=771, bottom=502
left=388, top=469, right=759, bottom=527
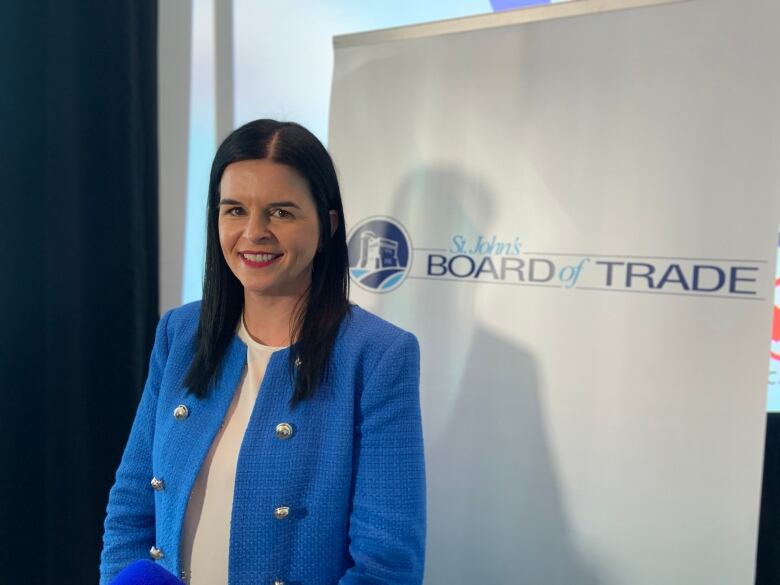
left=329, top=0, right=780, bottom=583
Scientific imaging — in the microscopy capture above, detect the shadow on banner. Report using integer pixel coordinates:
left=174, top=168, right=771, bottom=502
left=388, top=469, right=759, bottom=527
left=388, top=165, right=599, bottom=585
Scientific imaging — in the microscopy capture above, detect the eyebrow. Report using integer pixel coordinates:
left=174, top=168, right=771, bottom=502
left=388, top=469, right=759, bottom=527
left=218, top=198, right=302, bottom=209
left=265, top=200, right=302, bottom=209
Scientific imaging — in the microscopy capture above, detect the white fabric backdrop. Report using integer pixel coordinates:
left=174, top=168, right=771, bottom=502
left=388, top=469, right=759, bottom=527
left=329, top=0, right=780, bottom=583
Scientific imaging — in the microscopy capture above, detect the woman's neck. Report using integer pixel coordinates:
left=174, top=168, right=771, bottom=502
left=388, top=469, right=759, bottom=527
left=242, top=291, right=305, bottom=347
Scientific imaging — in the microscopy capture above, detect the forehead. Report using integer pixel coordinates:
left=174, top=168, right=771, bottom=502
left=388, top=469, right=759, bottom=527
left=220, top=159, right=312, bottom=201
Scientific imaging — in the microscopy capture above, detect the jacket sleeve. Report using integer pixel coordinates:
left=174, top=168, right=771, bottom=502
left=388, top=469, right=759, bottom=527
left=99, top=309, right=172, bottom=585
left=340, top=331, right=426, bottom=585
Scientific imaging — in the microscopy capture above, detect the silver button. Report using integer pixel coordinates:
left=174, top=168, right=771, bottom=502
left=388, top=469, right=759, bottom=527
left=294, top=356, right=302, bottom=368
left=273, top=580, right=285, bottom=585
left=274, top=506, right=290, bottom=520
left=150, top=477, right=165, bottom=491
left=275, top=423, right=293, bottom=440
left=173, top=405, right=189, bottom=420
left=149, top=545, right=164, bottom=560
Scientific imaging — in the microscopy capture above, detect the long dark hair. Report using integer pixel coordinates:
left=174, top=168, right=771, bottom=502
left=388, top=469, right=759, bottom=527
left=183, top=119, right=350, bottom=405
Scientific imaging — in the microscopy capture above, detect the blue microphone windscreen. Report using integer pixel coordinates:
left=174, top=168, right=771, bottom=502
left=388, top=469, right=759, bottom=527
left=109, top=559, right=186, bottom=585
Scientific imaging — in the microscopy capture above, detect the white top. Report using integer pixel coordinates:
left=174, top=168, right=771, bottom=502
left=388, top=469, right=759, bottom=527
left=179, top=316, right=283, bottom=585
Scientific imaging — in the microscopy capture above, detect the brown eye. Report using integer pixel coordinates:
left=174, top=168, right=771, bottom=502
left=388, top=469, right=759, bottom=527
left=270, top=208, right=293, bottom=219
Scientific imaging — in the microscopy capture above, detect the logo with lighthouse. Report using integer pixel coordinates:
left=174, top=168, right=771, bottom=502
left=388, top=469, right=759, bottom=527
left=347, top=217, right=412, bottom=292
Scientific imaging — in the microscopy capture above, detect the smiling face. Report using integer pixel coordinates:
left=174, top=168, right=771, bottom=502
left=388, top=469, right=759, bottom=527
left=218, top=159, right=322, bottom=301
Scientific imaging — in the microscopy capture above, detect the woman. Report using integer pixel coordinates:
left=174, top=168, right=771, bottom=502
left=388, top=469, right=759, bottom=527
left=100, top=120, right=426, bottom=585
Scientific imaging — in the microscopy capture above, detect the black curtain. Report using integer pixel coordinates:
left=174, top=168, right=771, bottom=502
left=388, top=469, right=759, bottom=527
left=1, top=2, right=158, bottom=584
left=757, top=413, right=780, bottom=584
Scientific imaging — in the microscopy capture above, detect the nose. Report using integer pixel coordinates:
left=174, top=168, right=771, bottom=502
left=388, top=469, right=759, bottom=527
left=244, top=210, right=273, bottom=243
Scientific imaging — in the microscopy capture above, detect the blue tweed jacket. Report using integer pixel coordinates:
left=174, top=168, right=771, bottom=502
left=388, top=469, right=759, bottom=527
left=100, top=301, right=425, bottom=585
